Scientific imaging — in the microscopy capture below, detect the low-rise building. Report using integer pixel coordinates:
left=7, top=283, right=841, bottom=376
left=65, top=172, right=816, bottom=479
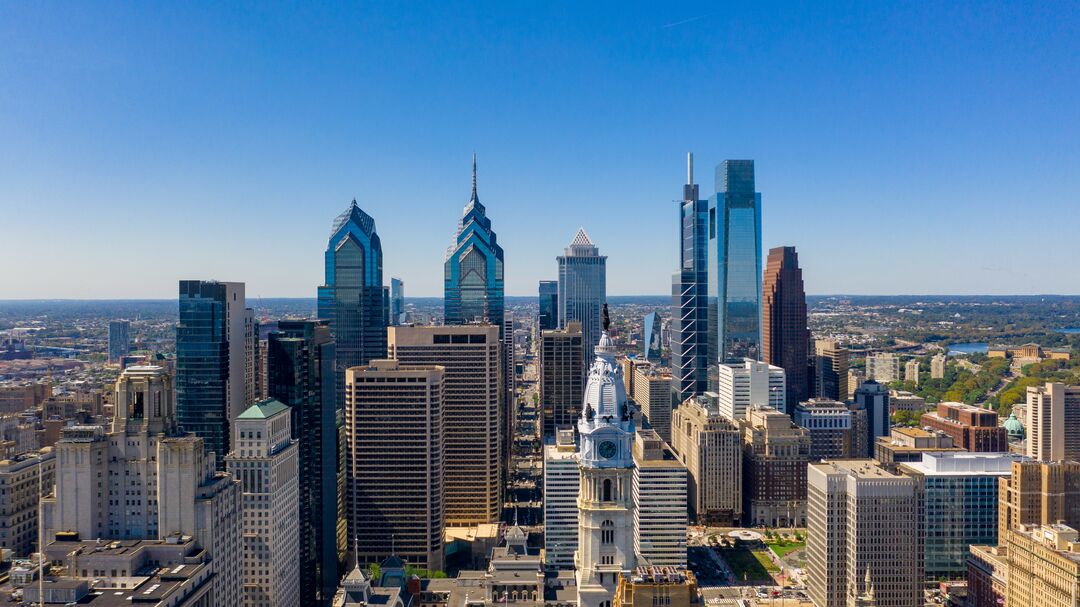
left=888, top=389, right=926, bottom=414
left=874, top=427, right=963, bottom=472
left=614, top=567, right=699, bottom=607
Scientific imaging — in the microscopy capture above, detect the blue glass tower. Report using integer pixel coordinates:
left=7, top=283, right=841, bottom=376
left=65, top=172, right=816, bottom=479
left=671, top=153, right=709, bottom=404
left=707, top=160, right=762, bottom=385
left=444, top=154, right=504, bottom=329
left=643, top=312, right=661, bottom=362
left=558, top=228, right=606, bottom=359
left=538, top=280, right=558, bottom=331
left=390, top=277, right=405, bottom=326
left=317, top=200, right=389, bottom=408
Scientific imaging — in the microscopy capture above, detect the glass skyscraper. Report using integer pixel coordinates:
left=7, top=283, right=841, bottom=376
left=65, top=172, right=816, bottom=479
left=390, top=276, right=405, bottom=326
left=557, top=228, right=606, bottom=359
left=671, top=153, right=709, bottom=404
left=538, top=280, right=558, bottom=331
left=707, top=160, right=762, bottom=384
left=317, top=200, right=389, bottom=409
left=108, top=319, right=130, bottom=363
left=444, top=154, right=504, bottom=329
left=643, top=311, right=661, bottom=361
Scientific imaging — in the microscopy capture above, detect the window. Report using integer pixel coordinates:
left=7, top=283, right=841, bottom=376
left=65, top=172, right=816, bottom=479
left=602, top=479, right=612, bottom=502
left=601, top=520, right=614, bottom=545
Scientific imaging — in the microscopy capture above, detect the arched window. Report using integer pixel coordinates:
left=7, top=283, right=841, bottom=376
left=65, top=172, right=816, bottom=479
left=601, top=520, right=614, bottom=545
left=602, top=479, right=613, bottom=502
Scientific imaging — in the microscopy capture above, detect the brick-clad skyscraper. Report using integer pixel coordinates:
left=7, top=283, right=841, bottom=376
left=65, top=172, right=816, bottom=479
left=761, top=246, right=809, bottom=411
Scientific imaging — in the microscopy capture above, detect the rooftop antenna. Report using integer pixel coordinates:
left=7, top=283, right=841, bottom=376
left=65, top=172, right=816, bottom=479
left=471, top=152, right=478, bottom=198
left=687, top=152, right=693, bottom=185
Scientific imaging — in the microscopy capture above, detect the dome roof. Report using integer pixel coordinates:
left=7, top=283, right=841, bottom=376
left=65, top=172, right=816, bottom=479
left=1003, top=413, right=1024, bottom=439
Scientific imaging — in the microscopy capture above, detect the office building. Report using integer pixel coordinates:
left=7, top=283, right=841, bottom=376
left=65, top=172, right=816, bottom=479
left=390, top=277, right=405, bottom=325
left=503, top=314, right=516, bottom=466
left=707, top=160, right=762, bottom=368
left=741, top=406, right=810, bottom=526
left=715, top=359, right=785, bottom=419
left=245, top=307, right=259, bottom=404
left=889, top=390, right=926, bottom=414
left=904, top=359, right=920, bottom=386
left=899, top=452, right=1015, bottom=577
left=108, top=319, right=130, bottom=363
left=866, top=353, right=900, bottom=384
left=266, top=319, right=345, bottom=605
left=176, top=279, right=249, bottom=464
left=318, top=200, right=389, bottom=408
left=539, top=280, right=559, bottom=331
left=852, top=380, right=890, bottom=458
left=921, top=401, right=1009, bottom=453
left=671, top=153, right=710, bottom=406
left=761, top=246, right=809, bottom=410
left=997, top=460, right=1080, bottom=540
left=931, top=353, right=947, bottom=379
left=558, top=227, right=606, bottom=358
left=806, top=460, right=922, bottom=607
left=874, top=427, right=963, bottom=472
left=812, top=340, right=849, bottom=402
left=642, top=312, right=662, bottom=362
left=389, top=325, right=501, bottom=525
left=632, top=363, right=673, bottom=443
left=225, top=399, right=300, bottom=607
left=444, top=154, right=505, bottom=330
left=1004, top=524, right=1080, bottom=607
left=670, top=394, right=742, bottom=524
left=540, top=321, right=585, bottom=438
left=0, top=446, right=55, bottom=556
left=543, top=429, right=579, bottom=570
left=632, top=429, right=687, bottom=568
left=967, top=544, right=1009, bottom=607
left=1026, top=382, right=1080, bottom=461
left=345, top=360, right=445, bottom=571
left=614, top=567, right=699, bottom=607
left=43, top=365, right=242, bottom=605
left=793, top=399, right=854, bottom=460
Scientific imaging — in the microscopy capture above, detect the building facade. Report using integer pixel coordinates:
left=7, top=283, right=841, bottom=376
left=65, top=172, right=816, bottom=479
left=761, top=246, right=809, bottom=411
left=1004, top=524, right=1080, bottom=607
left=670, top=153, right=710, bottom=406
left=539, top=280, right=559, bottom=331
left=543, top=429, right=580, bottom=571
left=670, top=394, right=742, bottom=525
left=108, top=319, right=130, bottom=363
left=866, top=353, right=900, bottom=384
left=631, top=363, right=673, bottom=443
left=715, top=359, right=785, bottom=419
left=920, top=401, right=1009, bottom=453
left=1026, top=382, right=1080, bottom=462
left=0, top=447, right=55, bottom=556
left=852, top=381, right=890, bottom=458
left=741, top=406, right=810, bottom=527
left=558, top=228, right=606, bottom=359
left=632, top=430, right=687, bottom=568
left=390, top=277, right=405, bottom=326
left=812, top=340, right=849, bottom=402
left=793, top=399, right=853, bottom=460
left=444, top=154, right=504, bottom=329
left=541, top=321, right=585, bottom=438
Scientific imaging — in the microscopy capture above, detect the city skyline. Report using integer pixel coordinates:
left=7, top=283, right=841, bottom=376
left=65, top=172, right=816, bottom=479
left=3, top=3, right=1078, bottom=299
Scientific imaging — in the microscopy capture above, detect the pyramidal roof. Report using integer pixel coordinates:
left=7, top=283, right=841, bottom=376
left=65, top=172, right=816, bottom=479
left=570, top=227, right=592, bottom=246
left=329, top=199, right=377, bottom=239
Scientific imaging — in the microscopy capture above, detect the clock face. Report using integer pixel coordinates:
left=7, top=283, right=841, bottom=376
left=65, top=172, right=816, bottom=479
left=598, top=440, right=617, bottom=459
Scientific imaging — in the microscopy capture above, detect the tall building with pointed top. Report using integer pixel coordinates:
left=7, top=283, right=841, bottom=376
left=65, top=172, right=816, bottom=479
left=445, top=154, right=505, bottom=328
left=558, top=228, right=606, bottom=359
left=672, top=152, right=710, bottom=404
left=761, top=246, right=810, bottom=411
left=318, top=200, right=389, bottom=409
left=707, top=160, right=762, bottom=378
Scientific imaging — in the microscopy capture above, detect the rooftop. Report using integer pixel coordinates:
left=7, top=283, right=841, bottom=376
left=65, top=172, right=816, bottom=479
left=237, top=398, right=290, bottom=420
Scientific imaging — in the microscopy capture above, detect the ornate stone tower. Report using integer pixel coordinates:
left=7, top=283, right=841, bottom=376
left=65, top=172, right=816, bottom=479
left=576, top=305, right=636, bottom=607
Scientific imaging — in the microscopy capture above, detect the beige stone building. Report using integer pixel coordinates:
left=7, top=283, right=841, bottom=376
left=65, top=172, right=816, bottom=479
left=632, top=363, right=673, bottom=443
left=614, top=567, right=699, bottom=607
left=1025, top=382, right=1080, bottom=462
left=1004, top=524, right=1080, bottom=607
left=873, top=427, right=963, bottom=472
left=0, top=446, right=55, bottom=556
left=669, top=394, right=742, bottom=524
left=997, top=460, right=1080, bottom=540
left=741, top=406, right=810, bottom=527
left=813, top=340, right=849, bottom=402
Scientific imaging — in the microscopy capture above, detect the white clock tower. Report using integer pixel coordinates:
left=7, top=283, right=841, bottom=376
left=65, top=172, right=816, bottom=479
left=576, top=305, right=635, bottom=607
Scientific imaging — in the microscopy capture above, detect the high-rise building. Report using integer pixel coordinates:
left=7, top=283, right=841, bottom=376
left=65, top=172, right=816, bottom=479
left=0, top=446, right=55, bottom=556
left=388, top=325, right=501, bottom=525
left=806, top=460, right=922, bottom=607
left=543, top=429, right=579, bottom=570
left=632, top=429, right=687, bottom=568
left=1004, top=524, right=1080, bottom=607
left=996, top=460, right=1080, bottom=540
left=318, top=200, right=389, bottom=409
left=108, top=319, right=130, bottom=363
left=643, top=312, right=662, bottom=362
left=225, top=399, right=300, bottom=607
left=812, top=340, right=849, bottom=402
left=741, top=406, right=810, bottom=527
left=43, top=365, right=242, bottom=605
left=707, top=160, right=762, bottom=371
left=851, top=381, right=890, bottom=458
left=541, top=321, right=585, bottom=438
left=793, top=399, right=854, bottom=460
left=503, top=314, right=517, bottom=466
left=920, top=401, right=1009, bottom=453
left=761, top=246, right=809, bottom=411
left=266, top=320, right=344, bottom=605
left=558, top=228, right=606, bottom=358
left=671, top=154, right=710, bottom=406
left=176, top=279, right=249, bottom=465
left=444, top=154, right=504, bottom=329
left=904, top=359, right=920, bottom=386
left=899, top=452, right=1015, bottom=577
left=670, top=394, right=742, bottom=525
left=1025, top=382, right=1080, bottom=461
left=345, top=360, right=445, bottom=571
left=866, top=353, right=900, bottom=384
left=715, top=359, right=785, bottom=419
left=632, top=363, right=673, bottom=443
left=931, top=353, right=947, bottom=379
left=390, top=277, right=405, bottom=326
left=539, top=280, right=559, bottom=331
left=575, top=315, right=635, bottom=607
left=245, top=307, right=258, bottom=404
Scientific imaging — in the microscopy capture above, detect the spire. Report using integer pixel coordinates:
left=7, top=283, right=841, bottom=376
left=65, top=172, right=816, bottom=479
left=471, top=151, right=478, bottom=198
left=687, top=152, right=694, bottom=185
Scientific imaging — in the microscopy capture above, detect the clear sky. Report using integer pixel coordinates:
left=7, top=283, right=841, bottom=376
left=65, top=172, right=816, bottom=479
left=2, top=2, right=1078, bottom=299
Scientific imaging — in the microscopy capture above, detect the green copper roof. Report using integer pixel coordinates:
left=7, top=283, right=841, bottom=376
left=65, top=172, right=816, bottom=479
left=237, top=398, right=290, bottom=420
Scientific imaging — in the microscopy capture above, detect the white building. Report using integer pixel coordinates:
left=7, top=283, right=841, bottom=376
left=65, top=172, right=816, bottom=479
left=904, top=359, right=920, bottom=386
left=632, top=429, right=687, bottom=568
left=1025, top=382, right=1080, bottom=462
left=543, top=429, right=579, bottom=570
left=715, top=359, right=785, bottom=419
left=226, top=399, right=299, bottom=607
left=866, top=353, right=900, bottom=384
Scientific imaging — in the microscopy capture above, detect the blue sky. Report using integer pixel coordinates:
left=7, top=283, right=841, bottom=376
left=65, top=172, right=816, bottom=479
left=1, top=1, right=1078, bottom=298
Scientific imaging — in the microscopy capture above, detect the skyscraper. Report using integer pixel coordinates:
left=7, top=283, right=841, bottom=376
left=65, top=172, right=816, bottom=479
left=813, top=339, right=849, bottom=401
left=1025, top=382, right=1080, bottom=462
left=390, top=277, right=405, bottom=326
left=761, top=246, right=809, bottom=411
left=444, top=154, right=504, bottom=328
left=543, top=429, right=580, bottom=570
left=715, top=359, right=785, bottom=419
left=108, top=319, right=130, bottom=363
left=670, top=394, right=743, bottom=525
left=852, top=380, right=890, bottom=458
left=642, top=311, right=662, bottom=362
left=541, top=321, right=585, bottom=438
left=671, top=153, right=710, bottom=404
left=707, top=160, right=762, bottom=374
left=539, top=280, right=558, bottom=331
left=176, top=279, right=249, bottom=464
left=317, top=200, right=389, bottom=409
left=558, top=228, right=606, bottom=358
left=266, top=320, right=344, bottom=605
left=741, top=406, right=810, bottom=527
left=632, top=429, right=688, bottom=568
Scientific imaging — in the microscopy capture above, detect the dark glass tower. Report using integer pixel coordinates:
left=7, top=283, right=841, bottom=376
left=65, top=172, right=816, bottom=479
left=643, top=311, right=662, bottom=362
left=707, top=160, right=762, bottom=385
left=444, top=154, right=505, bottom=328
left=538, top=280, right=558, bottom=331
left=317, top=200, right=389, bottom=409
left=267, top=320, right=345, bottom=606
left=558, top=228, right=606, bottom=359
left=390, top=277, right=405, bottom=326
left=762, top=246, right=810, bottom=411
left=671, top=153, right=709, bottom=404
